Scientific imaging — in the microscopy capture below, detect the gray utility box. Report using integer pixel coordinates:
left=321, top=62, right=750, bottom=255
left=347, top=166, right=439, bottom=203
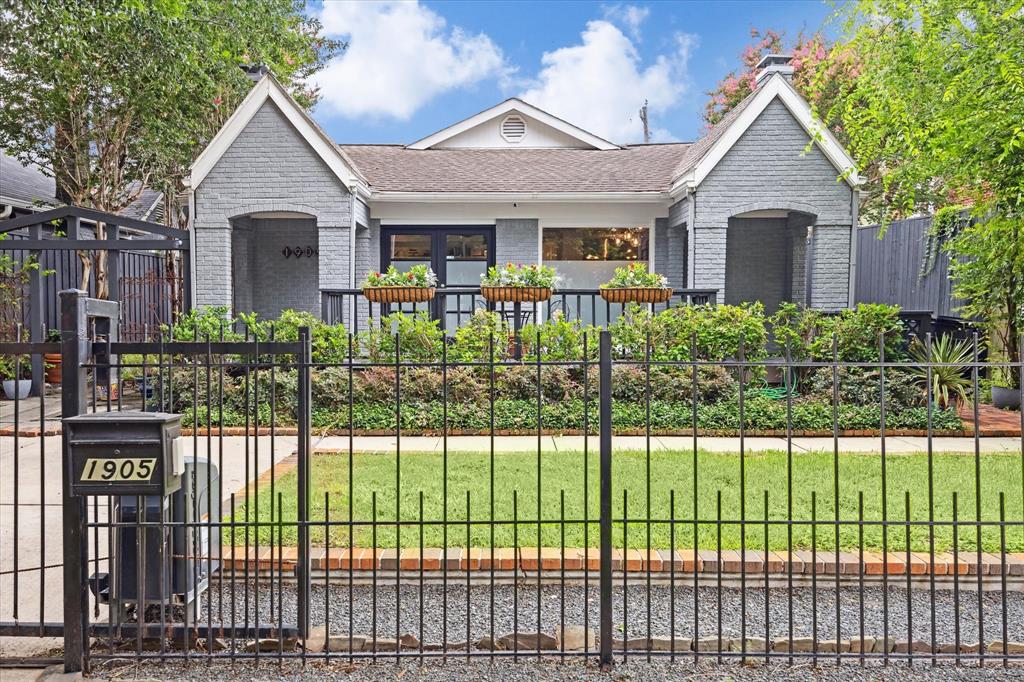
left=65, top=411, right=183, bottom=498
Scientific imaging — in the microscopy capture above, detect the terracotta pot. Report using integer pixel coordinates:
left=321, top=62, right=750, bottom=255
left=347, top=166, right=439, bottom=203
left=44, top=353, right=61, bottom=384
left=480, top=286, right=552, bottom=303
left=599, top=287, right=674, bottom=304
left=362, top=286, right=435, bottom=304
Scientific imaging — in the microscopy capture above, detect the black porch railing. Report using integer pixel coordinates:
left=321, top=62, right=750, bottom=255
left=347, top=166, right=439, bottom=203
left=320, top=287, right=719, bottom=336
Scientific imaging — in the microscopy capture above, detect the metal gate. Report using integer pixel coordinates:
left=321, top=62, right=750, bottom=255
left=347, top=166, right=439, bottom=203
left=2, top=292, right=1023, bottom=674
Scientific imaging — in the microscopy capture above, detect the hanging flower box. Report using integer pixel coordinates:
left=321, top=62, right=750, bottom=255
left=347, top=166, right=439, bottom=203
left=479, top=263, right=557, bottom=304
left=361, top=265, right=437, bottom=304
left=598, top=263, right=672, bottom=304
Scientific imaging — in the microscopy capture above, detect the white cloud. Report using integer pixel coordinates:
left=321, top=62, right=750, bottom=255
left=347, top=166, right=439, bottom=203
left=601, top=4, right=650, bottom=41
left=313, top=1, right=509, bottom=120
left=518, top=20, right=697, bottom=143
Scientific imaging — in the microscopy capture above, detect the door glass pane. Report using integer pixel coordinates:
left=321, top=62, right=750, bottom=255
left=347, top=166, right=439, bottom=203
left=445, top=233, right=489, bottom=331
left=386, top=233, right=433, bottom=314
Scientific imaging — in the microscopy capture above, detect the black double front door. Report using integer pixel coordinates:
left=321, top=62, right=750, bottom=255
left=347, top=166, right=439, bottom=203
left=380, top=225, right=495, bottom=330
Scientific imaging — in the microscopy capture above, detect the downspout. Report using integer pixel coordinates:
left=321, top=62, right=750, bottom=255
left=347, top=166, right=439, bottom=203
left=187, top=187, right=197, bottom=310
left=847, top=188, right=860, bottom=308
left=349, top=191, right=358, bottom=329
left=686, top=190, right=696, bottom=290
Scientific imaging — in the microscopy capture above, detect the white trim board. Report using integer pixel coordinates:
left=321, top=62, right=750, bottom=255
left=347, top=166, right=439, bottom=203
left=407, top=98, right=621, bottom=151
left=188, top=75, right=369, bottom=197
left=670, top=74, right=862, bottom=195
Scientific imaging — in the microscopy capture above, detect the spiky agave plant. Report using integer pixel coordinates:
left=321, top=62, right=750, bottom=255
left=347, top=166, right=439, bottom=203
left=908, top=334, right=973, bottom=408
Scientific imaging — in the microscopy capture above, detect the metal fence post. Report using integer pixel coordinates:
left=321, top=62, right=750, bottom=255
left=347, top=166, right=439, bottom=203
left=60, top=289, right=88, bottom=672
left=28, top=222, right=44, bottom=396
left=296, top=325, right=312, bottom=639
left=598, top=330, right=613, bottom=668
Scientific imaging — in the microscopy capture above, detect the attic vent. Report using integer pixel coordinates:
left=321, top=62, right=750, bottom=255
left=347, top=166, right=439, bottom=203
left=500, top=114, right=526, bottom=143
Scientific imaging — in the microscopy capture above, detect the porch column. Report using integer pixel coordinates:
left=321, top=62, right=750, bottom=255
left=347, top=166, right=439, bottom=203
left=193, top=225, right=233, bottom=309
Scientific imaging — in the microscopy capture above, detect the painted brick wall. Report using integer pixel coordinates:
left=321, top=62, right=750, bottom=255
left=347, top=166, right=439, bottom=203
left=231, top=217, right=254, bottom=314
left=250, top=218, right=319, bottom=318
left=810, top=224, right=852, bottom=309
left=694, top=98, right=853, bottom=306
left=724, top=217, right=789, bottom=310
left=193, top=99, right=352, bottom=310
left=495, top=218, right=538, bottom=267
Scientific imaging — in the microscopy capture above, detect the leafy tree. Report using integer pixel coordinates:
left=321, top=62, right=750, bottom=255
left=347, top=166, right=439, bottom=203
left=821, top=0, right=1024, bottom=385
left=704, top=29, right=857, bottom=139
left=0, top=0, right=342, bottom=297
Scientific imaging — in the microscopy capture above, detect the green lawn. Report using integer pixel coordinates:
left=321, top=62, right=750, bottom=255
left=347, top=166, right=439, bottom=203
left=226, top=450, right=1024, bottom=553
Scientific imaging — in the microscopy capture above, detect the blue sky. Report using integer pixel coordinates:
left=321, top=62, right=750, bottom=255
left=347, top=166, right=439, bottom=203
left=310, top=1, right=839, bottom=145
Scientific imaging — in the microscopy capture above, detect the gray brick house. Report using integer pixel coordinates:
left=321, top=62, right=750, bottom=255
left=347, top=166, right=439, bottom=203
left=187, top=56, right=861, bottom=325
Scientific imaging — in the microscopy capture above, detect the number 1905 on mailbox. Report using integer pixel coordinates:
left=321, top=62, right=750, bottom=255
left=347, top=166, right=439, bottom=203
left=81, top=458, right=158, bottom=482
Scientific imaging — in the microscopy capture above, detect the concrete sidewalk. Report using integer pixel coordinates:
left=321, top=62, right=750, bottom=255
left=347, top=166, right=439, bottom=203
left=313, top=434, right=1023, bottom=454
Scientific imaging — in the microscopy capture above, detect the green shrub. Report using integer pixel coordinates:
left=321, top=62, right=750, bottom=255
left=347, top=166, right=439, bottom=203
left=448, top=310, right=510, bottom=363
left=358, top=311, right=443, bottom=362
left=609, top=302, right=769, bottom=361
left=803, top=366, right=926, bottom=410
left=169, top=306, right=240, bottom=340
left=772, top=302, right=905, bottom=362
left=520, top=312, right=599, bottom=361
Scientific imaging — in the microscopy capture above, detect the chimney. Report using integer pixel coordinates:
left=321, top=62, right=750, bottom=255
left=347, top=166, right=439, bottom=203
left=240, top=63, right=270, bottom=83
left=755, top=54, right=794, bottom=87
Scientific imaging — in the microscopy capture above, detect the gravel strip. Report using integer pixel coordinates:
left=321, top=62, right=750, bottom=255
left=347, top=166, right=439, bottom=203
left=96, top=657, right=1024, bottom=681
left=196, top=581, right=1024, bottom=646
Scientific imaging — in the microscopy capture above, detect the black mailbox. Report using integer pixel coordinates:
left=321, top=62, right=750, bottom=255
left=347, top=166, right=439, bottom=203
left=65, top=412, right=183, bottom=497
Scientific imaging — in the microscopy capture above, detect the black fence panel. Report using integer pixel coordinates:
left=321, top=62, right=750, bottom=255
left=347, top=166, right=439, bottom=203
left=4, top=293, right=1024, bottom=674
left=855, top=218, right=967, bottom=320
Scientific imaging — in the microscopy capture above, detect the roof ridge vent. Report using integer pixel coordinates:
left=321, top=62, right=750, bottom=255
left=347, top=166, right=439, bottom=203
left=500, top=114, right=527, bottom=143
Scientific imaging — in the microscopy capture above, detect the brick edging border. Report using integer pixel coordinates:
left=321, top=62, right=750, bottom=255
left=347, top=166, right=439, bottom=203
left=3, top=426, right=1019, bottom=438
left=216, top=546, right=1024, bottom=578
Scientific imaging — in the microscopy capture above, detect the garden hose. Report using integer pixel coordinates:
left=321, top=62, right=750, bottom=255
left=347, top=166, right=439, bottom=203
left=747, top=368, right=798, bottom=400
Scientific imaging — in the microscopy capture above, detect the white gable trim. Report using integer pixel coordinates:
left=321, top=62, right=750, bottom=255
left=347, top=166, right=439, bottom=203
left=188, top=76, right=369, bottom=197
left=407, top=98, right=621, bottom=151
left=670, top=74, right=862, bottom=195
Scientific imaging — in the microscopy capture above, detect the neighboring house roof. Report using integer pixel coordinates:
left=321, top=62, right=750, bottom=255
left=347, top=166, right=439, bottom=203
left=407, top=98, right=621, bottom=151
left=339, top=143, right=692, bottom=194
left=188, top=74, right=369, bottom=196
left=1, top=151, right=165, bottom=222
left=0, top=152, right=57, bottom=209
left=669, top=73, right=862, bottom=193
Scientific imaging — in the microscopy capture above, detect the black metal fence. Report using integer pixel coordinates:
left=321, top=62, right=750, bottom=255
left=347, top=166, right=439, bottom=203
left=2, top=292, right=1023, bottom=674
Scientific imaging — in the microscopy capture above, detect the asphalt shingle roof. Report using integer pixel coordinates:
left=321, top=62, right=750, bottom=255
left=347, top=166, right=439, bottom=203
left=339, top=143, right=694, bottom=193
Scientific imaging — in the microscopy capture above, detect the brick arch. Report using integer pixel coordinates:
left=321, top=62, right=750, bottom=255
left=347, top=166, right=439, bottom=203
left=227, top=203, right=319, bottom=221
left=727, top=200, right=819, bottom=220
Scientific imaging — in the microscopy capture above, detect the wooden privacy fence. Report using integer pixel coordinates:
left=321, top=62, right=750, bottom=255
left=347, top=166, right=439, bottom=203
left=855, top=216, right=966, bottom=320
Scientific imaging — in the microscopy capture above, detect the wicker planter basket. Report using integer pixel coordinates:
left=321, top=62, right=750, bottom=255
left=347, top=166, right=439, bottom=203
left=480, top=286, right=552, bottom=304
left=362, top=286, right=436, bottom=304
left=599, top=287, right=674, bottom=304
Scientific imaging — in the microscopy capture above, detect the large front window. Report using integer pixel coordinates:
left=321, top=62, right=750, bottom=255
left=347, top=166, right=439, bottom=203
left=542, top=227, right=650, bottom=289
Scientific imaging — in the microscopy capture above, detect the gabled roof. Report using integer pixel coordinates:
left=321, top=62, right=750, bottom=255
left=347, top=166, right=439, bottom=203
left=669, top=73, right=862, bottom=194
left=188, top=75, right=369, bottom=195
left=340, top=143, right=689, bottom=195
left=407, top=98, right=621, bottom=151
left=1, top=152, right=56, bottom=209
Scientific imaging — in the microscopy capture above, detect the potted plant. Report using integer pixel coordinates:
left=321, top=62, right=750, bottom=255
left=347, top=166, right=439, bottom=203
left=480, top=263, right=557, bottom=303
left=0, top=354, right=32, bottom=400
left=44, top=328, right=61, bottom=384
left=361, top=264, right=437, bottom=304
left=599, top=263, right=672, bottom=304
left=991, top=366, right=1021, bottom=410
